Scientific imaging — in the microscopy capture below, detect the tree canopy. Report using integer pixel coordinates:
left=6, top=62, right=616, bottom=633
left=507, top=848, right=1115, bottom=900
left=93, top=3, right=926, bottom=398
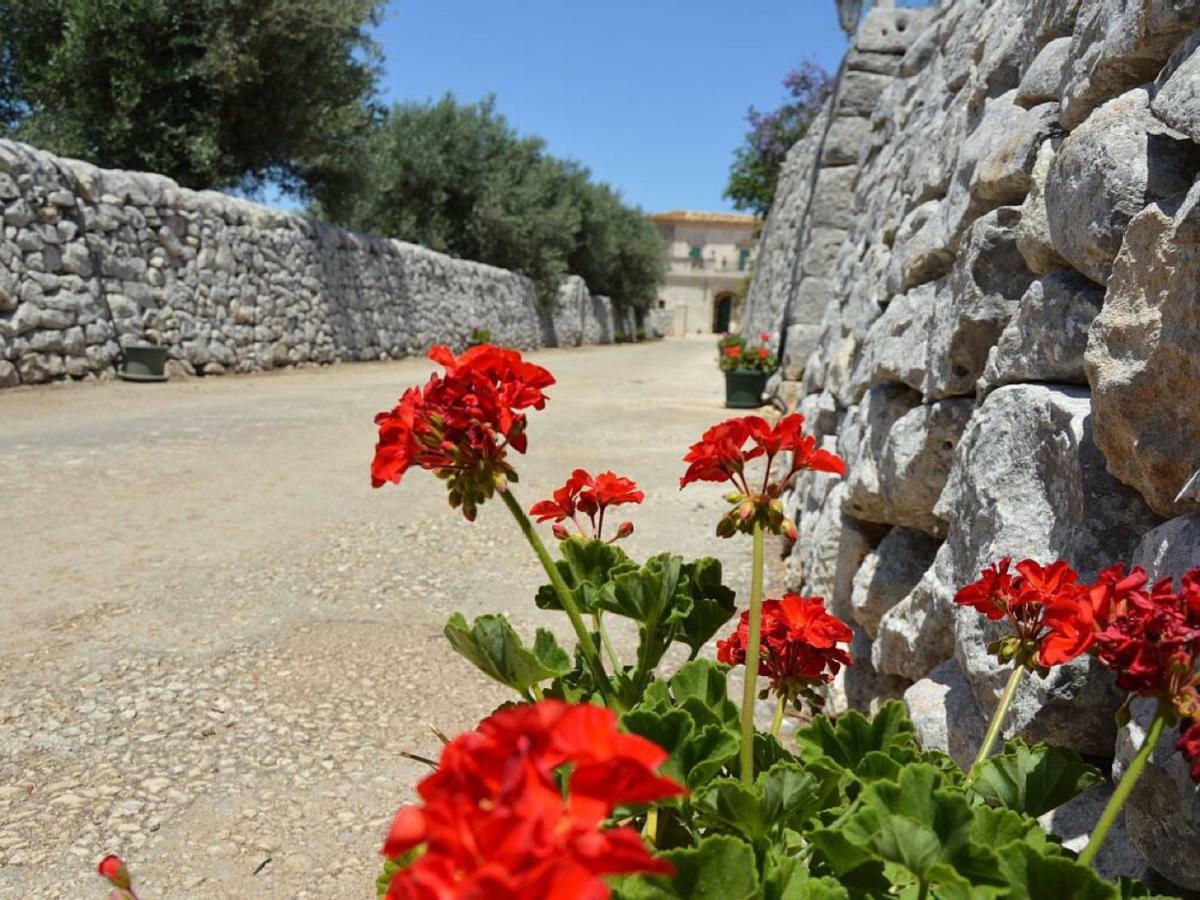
left=0, top=0, right=383, bottom=194
left=315, top=95, right=664, bottom=309
left=724, top=60, right=833, bottom=218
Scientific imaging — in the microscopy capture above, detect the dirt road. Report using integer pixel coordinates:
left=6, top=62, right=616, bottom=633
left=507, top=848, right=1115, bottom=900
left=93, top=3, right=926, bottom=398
left=0, top=337, right=776, bottom=897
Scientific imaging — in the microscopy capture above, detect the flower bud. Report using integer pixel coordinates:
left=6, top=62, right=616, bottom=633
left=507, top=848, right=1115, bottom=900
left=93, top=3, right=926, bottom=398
left=724, top=491, right=745, bottom=504
left=552, top=522, right=571, bottom=541
left=738, top=499, right=757, bottom=522
left=781, top=517, right=798, bottom=542
left=97, top=855, right=131, bottom=890
left=615, top=521, right=634, bottom=540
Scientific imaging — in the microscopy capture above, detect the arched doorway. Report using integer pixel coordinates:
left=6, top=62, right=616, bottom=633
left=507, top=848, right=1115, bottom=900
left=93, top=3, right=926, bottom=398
left=712, top=292, right=733, bottom=333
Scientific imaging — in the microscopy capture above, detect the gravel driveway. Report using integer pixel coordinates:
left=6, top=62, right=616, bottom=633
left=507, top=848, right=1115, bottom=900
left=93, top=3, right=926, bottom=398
left=0, top=336, right=777, bottom=898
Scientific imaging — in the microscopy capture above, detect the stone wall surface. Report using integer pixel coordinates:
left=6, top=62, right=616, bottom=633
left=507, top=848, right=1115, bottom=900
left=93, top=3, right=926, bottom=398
left=740, top=0, right=1200, bottom=887
left=0, top=140, right=622, bottom=388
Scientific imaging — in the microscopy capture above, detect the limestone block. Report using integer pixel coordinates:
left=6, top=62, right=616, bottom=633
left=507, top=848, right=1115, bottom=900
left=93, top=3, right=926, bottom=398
left=874, top=546, right=957, bottom=681
left=781, top=324, right=822, bottom=381
left=1027, top=0, right=1083, bottom=47
left=1060, top=0, right=1200, bottom=130
left=792, top=482, right=873, bottom=621
left=1015, top=37, right=1072, bottom=108
left=787, top=277, right=832, bottom=327
left=1015, top=138, right=1071, bottom=275
left=1132, top=514, right=1200, bottom=580
left=849, top=282, right=936, bottom=401
left=1115, top=699, right=1200, bottom=891
left=843, top=385, right=923, bottom=524
left=941, top=385, right=1161, bottom=754
left=846, top=50, right=901, bottom=77
left=850, top=527, right=940, bottom=637
left=1046, top=88, right=1200, bottom=286
left=877, top=399, right=975, bottom=534
left=1038, top=783, right=1147, bottom=884
left=0, top=359, right=18, bottom=387
left=970, top=96, right=1061, bottom=206
left=0, top=268, right=13, bottom=312
left=1152, top=31, right=1200, bottom=144
left=855, top=6, right=931, bottom=55
left=825, top=625, right=909, bottom=717
left=835, top=71, right=892, bottom=118
left=809, top=167, right=858, bottom=230
left=980, top=272, right=1104, bottom=392
left=904, top=657, right=987, bottom=769
left=923, top=207, right=1034, bottom=400
left=800, top=227, right=848, bottom=278
left=821, top=117, right=871, bottom=166
left=1086, top=183, right=1200, bottom=518
left=889, top=200, right=954, bottom=294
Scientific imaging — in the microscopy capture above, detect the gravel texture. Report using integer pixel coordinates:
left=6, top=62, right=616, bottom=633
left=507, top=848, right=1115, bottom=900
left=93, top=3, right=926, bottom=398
left=0, top=337, right=778, bottom=897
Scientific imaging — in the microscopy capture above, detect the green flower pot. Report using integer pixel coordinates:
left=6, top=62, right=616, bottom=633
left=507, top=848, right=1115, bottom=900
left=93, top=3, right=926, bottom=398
left=724, top=369, right=768, bottom=409
left=118, top=342, right=168, bottom=383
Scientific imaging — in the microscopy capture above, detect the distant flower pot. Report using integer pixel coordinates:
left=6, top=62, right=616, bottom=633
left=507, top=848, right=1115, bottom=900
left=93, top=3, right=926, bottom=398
left=724, top=369, right=768, bottom=409
left=118, top=342, right=168, bottom=383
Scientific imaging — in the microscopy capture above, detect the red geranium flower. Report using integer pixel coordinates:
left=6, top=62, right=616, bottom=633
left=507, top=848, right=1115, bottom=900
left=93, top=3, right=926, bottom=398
left=758, top=333, right=771, bottom=343
left=723, top=345, right=741, bottom=359
left=97, top=854, right=133, bottom=893
left=1177, top=719, right=1200, bottom=784
left=371, top=344, right=555, bottom=520
left=1040, top=563, right=1149, bottom=666
left=529, top=469, right=643, bottom=542
left=680, top=414, right=845, bottom=538
left=381, top=701, right=684, bottom=900
left=954, top=558, right=1095, bottom=670
left=717, top=594, right=852, bottom=701
left=1093, top=574, right=1200, bottom=696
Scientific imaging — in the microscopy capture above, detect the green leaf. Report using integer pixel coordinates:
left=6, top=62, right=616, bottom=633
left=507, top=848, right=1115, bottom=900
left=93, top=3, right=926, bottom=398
left=534, top=537, right=637, bottom=614
left=995, top=842, right=1121, bottom=900
left=763, top=849, right=850, bottom=900
left=969, top=805, right=1055, bottom=855
left=376, top=847, right=422, bottom=897
left=969, top=741, right=1103, bottom=817
left=443, top=613, right=571, bottom=695
left=621, top=703, right=738, bottom=789
left=759, top=762, right=843, bottom=831
left=668, top=659, right=740, bottom=728
left=613, top=835, right=760, bottom=900
left=674, top=556, right=737, bottom=655
left=695, top=778, right=769, bottom=841
left=794, top=700, right=916, bottom=774
left=870, top=815, right=943, bottom=880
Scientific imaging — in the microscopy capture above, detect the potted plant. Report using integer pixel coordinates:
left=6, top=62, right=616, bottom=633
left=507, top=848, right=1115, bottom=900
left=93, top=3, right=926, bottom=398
left=719, top=331, right=778, bottom=408
left=118, top=334, right=168, bottom=383
left=467, top=325, right=492, bottom=348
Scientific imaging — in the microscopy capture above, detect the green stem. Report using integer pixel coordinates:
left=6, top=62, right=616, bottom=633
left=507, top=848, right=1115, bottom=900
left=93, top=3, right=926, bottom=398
left=771, top=692, right=786, bottom=739
left=644, top=806, right=659, bottom=848
left=740, top=522, right=766, bottom=785
left=1078, top=701, right=1168, bottom=867
left=972, top=664, right=1026, bottom=769
left=594, top=612, right=622, bottom=671
left=499, top=488, right=619, bottom=709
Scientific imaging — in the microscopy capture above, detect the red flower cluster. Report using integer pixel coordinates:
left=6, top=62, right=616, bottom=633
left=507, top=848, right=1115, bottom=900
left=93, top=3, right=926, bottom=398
left=679, top=414, right=845, bottom=538
left=380, top=700, right=685, bottom=899
left=717, top=594, right=853, bottom=700
left=958, top=559, right=1200, bottom=783
left=954, top=558, right=1092, bottom=669
left=530, top=469, right=644, bottom=542
left=371, top=345, right=555, bottom=520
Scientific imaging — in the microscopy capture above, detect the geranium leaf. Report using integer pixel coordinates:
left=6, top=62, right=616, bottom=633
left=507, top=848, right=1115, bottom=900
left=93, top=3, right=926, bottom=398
left=969, top=805, right=1055, bottom=854
left=869, top=815, right=942, bottom=880
left=443, top=613, right=570, bottom=695
left=621, top=704, right=738, bottom=789
left=759, top=761, right=843, bottom=831
left=669, top=659, right=740, bottom=727
left=534, top=536, right=636, bottom=613
left=612, top=834, right=760, bottom=900
left=763, top=848, right=850, bottom=900
left=674, top=556, right=737, bottom=655
left=969, top=741, right=1103, bottom=817
left=694, top=777, right=769, bottom=841
left=794, top=700, right=916, bottom=773
left=995, top=842, right=1121, bottom=900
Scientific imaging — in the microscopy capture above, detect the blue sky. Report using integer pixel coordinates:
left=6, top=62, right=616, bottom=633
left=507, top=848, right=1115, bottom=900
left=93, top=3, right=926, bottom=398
left=370, top=1, right=856, bottom=215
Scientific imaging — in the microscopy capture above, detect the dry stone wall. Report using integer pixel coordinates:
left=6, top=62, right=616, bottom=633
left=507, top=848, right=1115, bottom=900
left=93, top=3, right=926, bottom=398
left=0, top=140, right=619, bottom=388
left=742, top=0, right=1200, bottom=887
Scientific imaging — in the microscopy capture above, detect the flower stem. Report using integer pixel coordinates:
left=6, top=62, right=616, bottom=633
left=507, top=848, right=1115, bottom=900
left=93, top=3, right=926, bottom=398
left=644, top=806, right=659, bottom=848
left=740, top=521, right=766, bottom=785
left=1078, top=701, right=1168, bottom=867
left=771, top=692, right=786, bottom=739
left=594, top=612, right=622, bottom=671
left=499, top=488, right=619, bottom=709
left=972, top=664, right=1025, bottom=769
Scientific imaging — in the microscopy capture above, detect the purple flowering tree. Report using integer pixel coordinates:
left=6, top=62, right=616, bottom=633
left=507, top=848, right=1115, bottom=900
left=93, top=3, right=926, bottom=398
left=724, top=60, right=832, bottom=218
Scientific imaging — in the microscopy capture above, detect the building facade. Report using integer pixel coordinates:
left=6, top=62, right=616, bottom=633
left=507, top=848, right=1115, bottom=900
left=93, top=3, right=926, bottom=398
left=649, top=210, right=760, bottom=335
